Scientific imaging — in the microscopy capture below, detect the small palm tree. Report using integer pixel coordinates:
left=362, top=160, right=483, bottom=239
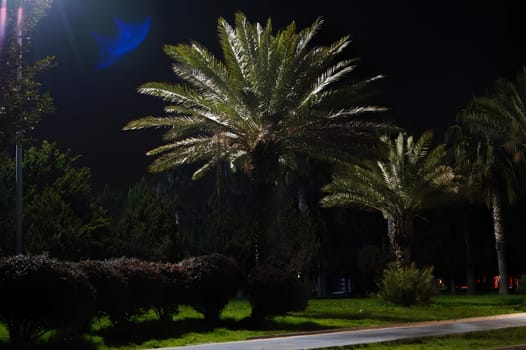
left=124, top=13, right=387, bottom=263
left=321, top=131, right=457, bottom=268
left=454, top=68, right=526, bottom=295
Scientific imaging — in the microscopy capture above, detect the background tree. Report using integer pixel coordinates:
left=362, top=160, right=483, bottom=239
left=0, top=141, right=110, bottom=258
left=124, top=12, right=387, bottom=264
left=0, top=0, right=55, bottom=254
left=453, top=67, right=526, bottom=294
left=0, top=0, right=54, bottom=156
left=321, top=131, right=457, bottom=268
left=110, top=179, right=178, bottom=261
left=270, top=203, right=325, bottom=274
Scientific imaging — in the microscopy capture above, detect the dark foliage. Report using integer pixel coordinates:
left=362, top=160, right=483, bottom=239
left=152, top=263, right=189, bottom=321
left=0, top=255, right=95, bottom=345
left=179, top=254, right=243, bottom=323
left=0, top=1, right=54, bottom=155
left=77, top=260, right=129, bottom=324
left=248, top=265, right=308, bottom=322
left=24, top=142, right=111, bottom=260
left=109, top=258, right=166, bottom=322
left=109, top=180, right=178, bottom=261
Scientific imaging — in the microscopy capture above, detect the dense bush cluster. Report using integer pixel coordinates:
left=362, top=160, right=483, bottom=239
left=180, top=254, right=243, bottom=323
left=0, top=253, right=308, bottom=344
left=77, top=259, right=129, bottom=323
left=0, top=255, right=95, bottom=345
left=109, top=258, right=167, bottom=322
left=248, top=265, right=308, bottom=322
left=153, top=262, right=188, bottom=321
left=378, top=263, right=436, bottom=306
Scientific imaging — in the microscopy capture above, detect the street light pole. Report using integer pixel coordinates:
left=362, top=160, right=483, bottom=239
left=15, top=2, right=23, bottom=254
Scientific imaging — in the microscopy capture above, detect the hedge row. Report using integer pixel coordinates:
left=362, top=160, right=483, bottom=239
left=0, top=254, right=307, bottom=344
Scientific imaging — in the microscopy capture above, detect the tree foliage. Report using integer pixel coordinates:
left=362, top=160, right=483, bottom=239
left=0, top=141, right=110, bottom=257
left=111, top=179, right=178, bottom=261
left=0, top=0, right=54, bottom=155
left=270, top=204, right=325, bottom=273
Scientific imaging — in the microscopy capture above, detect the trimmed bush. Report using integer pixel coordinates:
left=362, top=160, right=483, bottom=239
left=153, top=262, right=189, bottom=321
left=77, top=259, right=128, bottom=324
left=0, top=255, right=95, bottom=344
left=248, top=265, right=307, bottom=322
left=378, top=263, right=436, bottom=306
left=110, top=258, right=167, bottom=322
left=179, top=254, right=242, bottom=323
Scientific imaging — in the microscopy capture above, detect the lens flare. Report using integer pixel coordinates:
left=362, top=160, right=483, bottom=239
left=0, top=0, right=7, bottom=52
left=16, top=6, right=23, bottom=39
left=93, top=17, right=151, bottom=69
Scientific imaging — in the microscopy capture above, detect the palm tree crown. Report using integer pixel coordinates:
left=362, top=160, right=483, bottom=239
left=457, top=67, right=526, bottom=202
left=123, top=12, right=386, bottom=182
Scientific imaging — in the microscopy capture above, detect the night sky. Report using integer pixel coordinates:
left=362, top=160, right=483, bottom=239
left=28, top=0, right=526, bottom=189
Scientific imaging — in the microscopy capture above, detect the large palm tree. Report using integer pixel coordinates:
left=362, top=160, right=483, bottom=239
left=124, top=13, right=387, bottom=263
left=455, top=68, right=526, bottom=295
left=321, top=131, right=457, bottom=268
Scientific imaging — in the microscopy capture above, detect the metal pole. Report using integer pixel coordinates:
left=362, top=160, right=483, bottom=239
left=15, top=2, right=23, bottom=254
left=15, top=143, right=22, bottom=253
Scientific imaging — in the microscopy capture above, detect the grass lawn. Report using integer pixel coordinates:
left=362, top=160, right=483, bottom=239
left=320, top=326, right=526, bottom=349
left=0, top=294, right=525, bottom=349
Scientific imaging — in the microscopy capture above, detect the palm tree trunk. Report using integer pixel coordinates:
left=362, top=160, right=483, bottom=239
left=216, top=159, right=226, bottom=246
left=492, top=192, right=508, bottom=295
left=250, top=145, right=281, bottom=266
left=254, top=180, right=278, bottom=265
left=387, top=216, right=412, bottom=269
left=462, top=209, right=476, bottom=294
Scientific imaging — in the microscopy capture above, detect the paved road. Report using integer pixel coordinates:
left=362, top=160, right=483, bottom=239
left=150, top=313, right=526, bottom=350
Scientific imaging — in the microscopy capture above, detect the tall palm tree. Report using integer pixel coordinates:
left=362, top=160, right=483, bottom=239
left=455, top=68, right=526, bottom=295
left=124, top=13, right=387, bottom=263
left=321, top=131, right=457, bottom=268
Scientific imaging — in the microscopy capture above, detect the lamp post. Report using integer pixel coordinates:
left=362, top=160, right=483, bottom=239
left=15, top=1, right=23, bottom=254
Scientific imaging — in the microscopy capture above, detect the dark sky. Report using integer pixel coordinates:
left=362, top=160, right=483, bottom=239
left=29, top=0, right=526, bottom=189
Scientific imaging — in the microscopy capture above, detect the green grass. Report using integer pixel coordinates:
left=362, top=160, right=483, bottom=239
left=320, top=326, right=526, bottom=349
left=0, top=294, right=525, bottom=349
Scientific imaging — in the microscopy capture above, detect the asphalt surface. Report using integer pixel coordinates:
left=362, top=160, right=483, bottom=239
left=150, top=312, right=526, bottom=350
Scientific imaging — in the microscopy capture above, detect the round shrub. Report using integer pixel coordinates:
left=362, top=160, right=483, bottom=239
left=378, top=263, right=436, bottom=306
left=152, top=262, right=189, bottom=321
left=110, top=258, right=167, bottom=321
left=248, top=265, right=307, bottom=322
left=179, top=254, right=242, bottom=323
left=77, top=259, right=128, bottom=324
left=0, top=255, right=95, bottom=344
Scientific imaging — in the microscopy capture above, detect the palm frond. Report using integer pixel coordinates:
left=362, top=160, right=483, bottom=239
left=322, top=131, right=457, bottom=218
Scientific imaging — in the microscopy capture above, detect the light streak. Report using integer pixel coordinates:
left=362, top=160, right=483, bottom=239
left=0, top=0, right=7, bottom=53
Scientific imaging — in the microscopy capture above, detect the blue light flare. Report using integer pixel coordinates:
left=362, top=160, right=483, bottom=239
left=93, top=16, right=151, bottom=69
